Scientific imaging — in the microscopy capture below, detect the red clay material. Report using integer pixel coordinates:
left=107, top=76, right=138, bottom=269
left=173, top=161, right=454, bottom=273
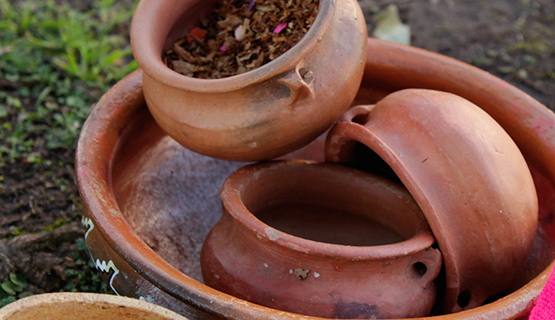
left=130, top=0, right=367, bottom=161
left=202, top=160, right=441, bottom=318
left=326, top=89, right=538, bottom=313
left=77, top=39, right=555, bottom=319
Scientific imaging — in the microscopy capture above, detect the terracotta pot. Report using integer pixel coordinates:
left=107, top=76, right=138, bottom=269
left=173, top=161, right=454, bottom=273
left=76, top=38, right=555, bottom=320
left=0, top=292, right=188, bottom=320
left=201, top=160, right=442, bottom=319
left=130, top=0, right=367, bottom=161
left=325, top=89, right=539, bottom=313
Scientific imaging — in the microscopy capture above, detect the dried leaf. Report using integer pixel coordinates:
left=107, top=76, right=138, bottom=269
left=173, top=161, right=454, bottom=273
left=257, top=5, right=273, bottom=12
left=217, top=15, right=243, bottom=29
left=164, top=0, right=319, bottom=79
left=171, top=60, right=195, bottom=74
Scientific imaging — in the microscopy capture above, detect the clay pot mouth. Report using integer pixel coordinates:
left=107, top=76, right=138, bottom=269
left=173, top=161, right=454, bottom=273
left=130, top=0, right=334, bottom=92
left=221, top=160, right=436, bottom=260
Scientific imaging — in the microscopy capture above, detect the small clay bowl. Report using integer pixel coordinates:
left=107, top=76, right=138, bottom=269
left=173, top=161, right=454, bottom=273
left=201, top=160, right=442, bottom=319
left=325, top=89, right=539, bottom=313
left=130, top=0, right=367, bottom=161
left=0, top=292, right=189, bottom=320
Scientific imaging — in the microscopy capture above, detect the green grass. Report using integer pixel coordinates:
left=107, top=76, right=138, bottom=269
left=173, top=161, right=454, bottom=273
left=0, top=273, right=33, bottom=307
left=0, top=0, right=138, bottom=164
left=0, top=0, right=137, bottom=300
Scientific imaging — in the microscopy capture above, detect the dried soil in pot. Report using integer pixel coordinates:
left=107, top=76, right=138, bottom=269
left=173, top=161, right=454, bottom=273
left=164, top=0, right=319, bottom=79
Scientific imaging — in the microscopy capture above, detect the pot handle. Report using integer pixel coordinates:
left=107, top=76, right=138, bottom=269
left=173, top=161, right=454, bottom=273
left=408, top=247, right=442, bottom=288
left=276, top=64, right=315, bottom=108
left=339, top=104, right=376, bottom=125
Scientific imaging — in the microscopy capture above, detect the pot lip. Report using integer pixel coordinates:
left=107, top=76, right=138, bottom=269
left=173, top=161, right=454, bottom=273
left=220, top=159, right=436, bottom=260
left=130, top=0, right=335, bottom=93
left=76, top=38, right=555, bottom=320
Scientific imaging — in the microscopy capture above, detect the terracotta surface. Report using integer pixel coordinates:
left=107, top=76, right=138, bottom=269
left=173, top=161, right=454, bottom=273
left=130, top=0, right=367, bottom=161
left=0, top=292, right=189, bottom=320
left=325, top=89, right=539, bottom=313
left=201, top=160, right=441, bottom=318
left=77, top=38, right=555, bottom=320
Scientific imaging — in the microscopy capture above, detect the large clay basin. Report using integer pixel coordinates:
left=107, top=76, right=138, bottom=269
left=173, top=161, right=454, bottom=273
left=76, top=38, right=555, bottom=319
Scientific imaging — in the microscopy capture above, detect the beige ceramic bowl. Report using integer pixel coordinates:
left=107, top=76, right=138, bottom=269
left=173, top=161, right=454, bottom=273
left=0, top=293, right=188, bottom=320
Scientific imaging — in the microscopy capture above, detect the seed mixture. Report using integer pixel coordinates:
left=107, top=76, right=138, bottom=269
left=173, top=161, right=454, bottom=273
left=164, top=0, right=319, bottom=79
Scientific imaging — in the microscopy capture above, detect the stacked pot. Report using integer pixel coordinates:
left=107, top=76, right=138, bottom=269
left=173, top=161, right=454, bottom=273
left=73, top=0, right=546, bottom=319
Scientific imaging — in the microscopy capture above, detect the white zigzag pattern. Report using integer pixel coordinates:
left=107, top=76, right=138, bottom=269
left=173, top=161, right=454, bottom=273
left=81, top=216, right=121, bottom=296
left=81, top=216, right=94, bottom=241
left=94, top=258, right=120, bottom=296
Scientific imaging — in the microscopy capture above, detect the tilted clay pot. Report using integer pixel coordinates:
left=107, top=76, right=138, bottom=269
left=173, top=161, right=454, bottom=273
left=201, top=160, right=442, bottom=319
left=0, top=292, right=189, bottom=320
left=130, top=0, right=367, bottom=161
left=77, top=38, right=555, bottom=320
left=325, top=89, right=539, bottom=313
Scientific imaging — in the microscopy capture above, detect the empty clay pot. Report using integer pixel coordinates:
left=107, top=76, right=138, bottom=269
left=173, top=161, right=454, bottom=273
left=0, top=293, right=189, bottom=320
left=130, top=0, right=367, bottom=161
left=325, top=89, right=539, bottom=313
left=76, top=38, right=555, bottom=320
left=201, top=160, right=442, bottom=319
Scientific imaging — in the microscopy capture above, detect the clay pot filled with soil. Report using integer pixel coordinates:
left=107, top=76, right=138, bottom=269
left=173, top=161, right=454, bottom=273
left=325, top=89, right=539, bottom=313
left=130, top=0, right=367, bottom=161
left=77, top=39, right=555, bottom=320
left=201, top=160, right=442, bottom=319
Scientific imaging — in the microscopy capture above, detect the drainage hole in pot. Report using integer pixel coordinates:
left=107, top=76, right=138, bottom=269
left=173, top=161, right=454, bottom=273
left=255, top=203, right=404, bottom=246
left=413, top=262, right=427, bottom=277
left=457, top=290, right=471, bottom=309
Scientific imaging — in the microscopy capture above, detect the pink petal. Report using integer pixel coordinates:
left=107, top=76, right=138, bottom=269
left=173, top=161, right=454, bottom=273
left=273, top=22, right=287, bottom=34
left=220, top=45, right=227, bottom=52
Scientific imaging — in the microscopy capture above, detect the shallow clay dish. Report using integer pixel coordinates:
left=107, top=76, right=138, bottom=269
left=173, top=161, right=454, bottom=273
left=202, top=160, right=441, bottom=319
left=130, top=0, right=367, bottom=161
left=0, top=292, right=189, bottom=320
left=77, top=38, right=555, bottom=319
left=325, top=89, right=538, bottom=313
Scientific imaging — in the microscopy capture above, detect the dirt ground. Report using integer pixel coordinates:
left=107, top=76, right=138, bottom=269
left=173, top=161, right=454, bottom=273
left=1, top=0, right=554, bottom=304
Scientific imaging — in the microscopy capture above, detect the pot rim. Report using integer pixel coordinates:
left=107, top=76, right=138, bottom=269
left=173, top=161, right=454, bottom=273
left=220, top=159, right=436, bottom=261
left=77, top=38, right=555, bottom=320
left=0, top=292, right=189, bottom=320
left=130, top=0, right=334, bottom=93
